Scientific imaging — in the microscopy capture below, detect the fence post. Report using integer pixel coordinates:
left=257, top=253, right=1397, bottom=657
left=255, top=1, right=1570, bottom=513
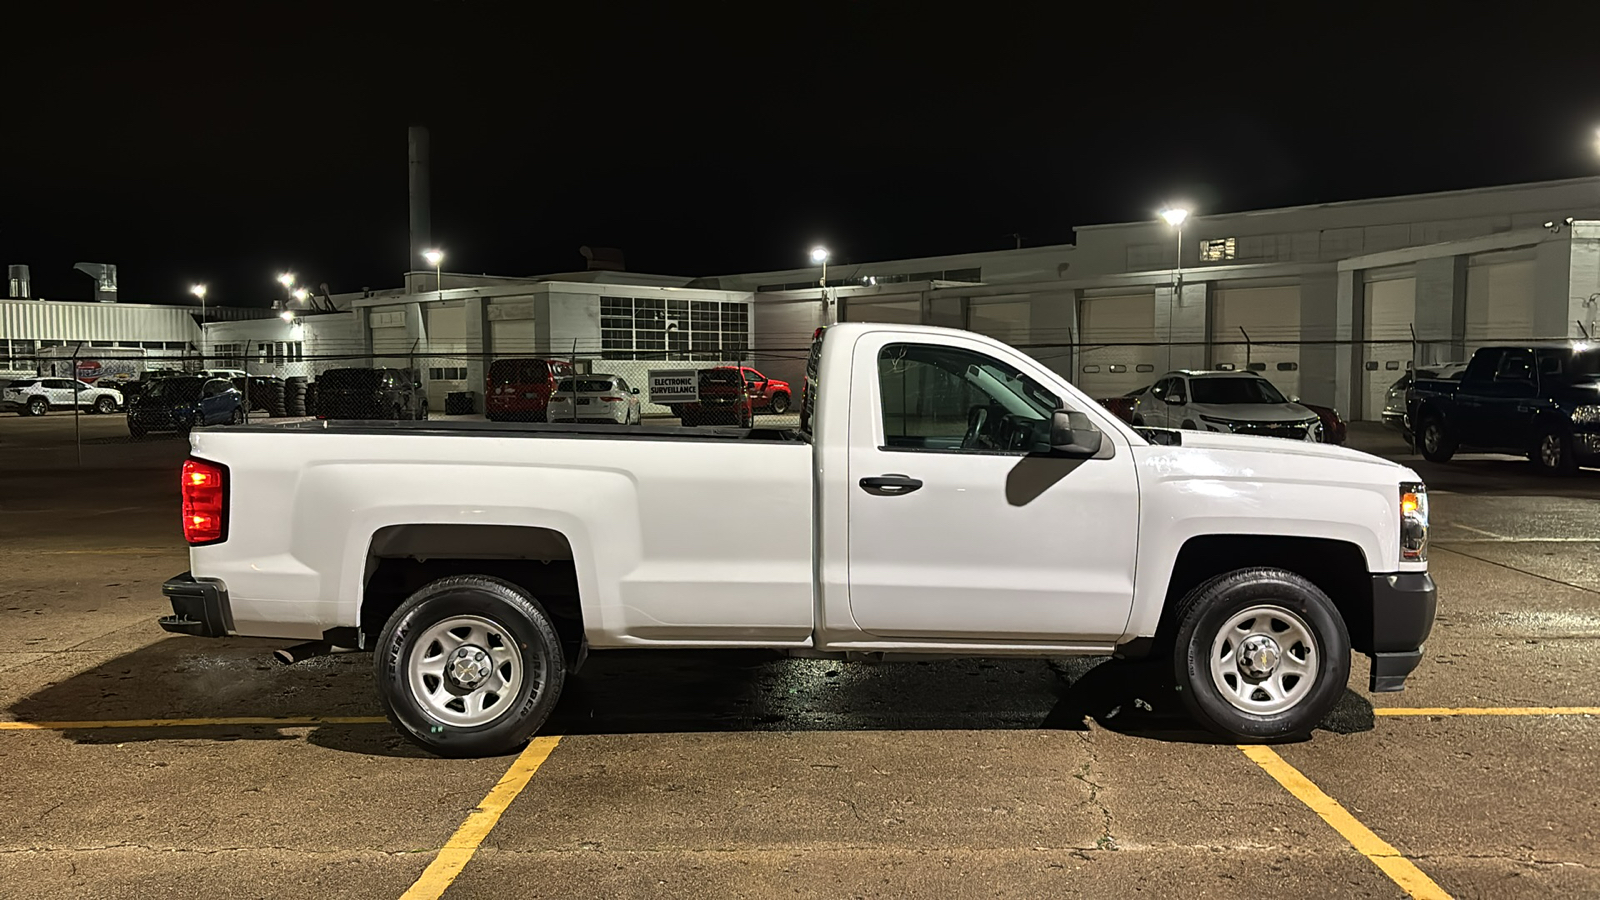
left=1238, top=327, right=1251, bottom=370
left=72, top=345, right=82, bottom=468
left=1408, top=323, right=1418, bottom=456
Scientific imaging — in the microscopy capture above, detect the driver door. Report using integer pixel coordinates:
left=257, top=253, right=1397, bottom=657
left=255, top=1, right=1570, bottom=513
left=845, top=332, right=1140, bottom=642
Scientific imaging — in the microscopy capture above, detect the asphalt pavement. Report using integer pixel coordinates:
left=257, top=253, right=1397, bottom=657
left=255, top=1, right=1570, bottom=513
left=0, top=413, right=1593, bottom=899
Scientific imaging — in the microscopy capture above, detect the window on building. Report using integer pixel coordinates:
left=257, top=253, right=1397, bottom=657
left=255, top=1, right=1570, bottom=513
left=600, top=296, right=751, bottom=360
left=427, top=366, right=468, bottom=380
left=164, top=342, right=190, bottom=350
left=1200, top=238, right=1237, bottom=262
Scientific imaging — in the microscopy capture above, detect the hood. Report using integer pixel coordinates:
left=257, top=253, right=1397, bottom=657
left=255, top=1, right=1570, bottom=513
left=1185, top=401, right=1317, bottom=423
left=1167, top=429, right=1402, bottom=468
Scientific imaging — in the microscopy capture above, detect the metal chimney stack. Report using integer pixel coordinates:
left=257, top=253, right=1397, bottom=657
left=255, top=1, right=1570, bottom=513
left=408, top=126, right=431, bottom=270
left=7, top=265, right=30, bottom=298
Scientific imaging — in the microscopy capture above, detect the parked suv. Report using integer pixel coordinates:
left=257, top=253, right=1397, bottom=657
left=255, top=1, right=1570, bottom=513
left=2, top=378, right=124, bottom=416
left=126, top=377, right=244, bottom=436
left=485, top=358, right=574, bottom=422
left=1132, top=370, right=1323, bottom=442
left=315, top=368, right=427, bottom=420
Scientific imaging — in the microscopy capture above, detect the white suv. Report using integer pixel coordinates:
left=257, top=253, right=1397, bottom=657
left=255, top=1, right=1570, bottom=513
left=1133, top=370, right=1322, bottom=441
left=1, top=378, right=125, bottom=416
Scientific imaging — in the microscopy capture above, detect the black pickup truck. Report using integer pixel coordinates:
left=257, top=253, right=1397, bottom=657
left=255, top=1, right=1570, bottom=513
left=1408, top=342, right=1600, bottom=475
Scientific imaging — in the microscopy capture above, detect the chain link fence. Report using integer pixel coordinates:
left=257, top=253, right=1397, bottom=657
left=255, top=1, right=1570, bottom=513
left=0, top=337, right=1522, bottom=470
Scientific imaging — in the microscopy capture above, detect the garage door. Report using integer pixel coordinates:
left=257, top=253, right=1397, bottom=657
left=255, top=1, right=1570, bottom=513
left=425, top=305, right=469, bottom=408
left=1212, top=284, right=1301, bottom=398
left=1076, top=292, right=1157, bottom=399
left=491, top=319, right=537, bottom=356
left=1465, top=252, right=1535, bottom=350
left=369, top=306, right=410, bottom=363
left=1362, top=275, right=1415, bottom=421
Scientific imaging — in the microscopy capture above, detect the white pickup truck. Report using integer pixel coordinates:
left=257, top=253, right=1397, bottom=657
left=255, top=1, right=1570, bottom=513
left=161, top=323, right=1437, bottom=757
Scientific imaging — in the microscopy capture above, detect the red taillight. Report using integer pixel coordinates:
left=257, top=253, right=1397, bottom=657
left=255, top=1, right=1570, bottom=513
left=182, top=459, right=227, bottom=545
left=601, top=396, right=622, bottom=402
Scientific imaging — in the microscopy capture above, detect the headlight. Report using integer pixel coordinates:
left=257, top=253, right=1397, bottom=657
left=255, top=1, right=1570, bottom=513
left=1400, top=482, right=1428, bottom=562
left=1570, top=405, right=1600, bottom=425
left=1306, top=418, right=1324, bottom=442
left=1198, top=415, right=1233, bottom=433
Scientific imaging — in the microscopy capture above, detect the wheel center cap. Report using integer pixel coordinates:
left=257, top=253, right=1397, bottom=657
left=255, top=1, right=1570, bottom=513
left=446, top=645, right=492, bottom=688
left=1238, top=636, right=1281, bottom=679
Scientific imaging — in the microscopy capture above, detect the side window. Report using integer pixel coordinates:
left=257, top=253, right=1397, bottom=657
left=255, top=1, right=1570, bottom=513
left=744, top=369, right=763, bottom=384
left=1536, top=350, right=1565, bottom=378
left=1168, top=377, right=1188, bottom=402
left=1495, top=350, right=1533, bottom=382
left=1463, top=349, right=1501, bottom=382
left=877, top=343, right=1060, bottom=454
left=615, top=377, right=629, bottom=392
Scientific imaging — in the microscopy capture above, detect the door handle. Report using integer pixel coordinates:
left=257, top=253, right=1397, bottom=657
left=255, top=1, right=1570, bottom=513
left=859, top=474, right=924, bottom=496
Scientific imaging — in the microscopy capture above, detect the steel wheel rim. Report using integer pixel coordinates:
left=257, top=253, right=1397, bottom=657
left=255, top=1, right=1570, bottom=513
left=1541, top=434, right=1561, bottom=468
left=406, top=614, right=530, bottom=727
left=1208, top=604, right=1318, bottom=715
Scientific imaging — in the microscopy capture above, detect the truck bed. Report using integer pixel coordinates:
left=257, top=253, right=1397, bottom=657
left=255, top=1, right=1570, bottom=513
left=227, top=419, right=806, bottom=443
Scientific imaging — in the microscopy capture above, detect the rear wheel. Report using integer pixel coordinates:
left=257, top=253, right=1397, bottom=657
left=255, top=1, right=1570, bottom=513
left=375, top=575, right=565, bottom=758
left=1419, top=416, right=1456, bottom=463
left=27, top=397, right=47, bottom=417
left=1181, top=419, right=1197, bottom=430
left=1534, top=428, right=1580, bottom=476
left=1173, top=567, right=1349, bottom=741
left=229, top=407, right=245, bottom=426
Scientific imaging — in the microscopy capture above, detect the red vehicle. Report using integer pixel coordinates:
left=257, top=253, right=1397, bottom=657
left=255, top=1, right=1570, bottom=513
left=672, top=366, right=793, bottom=426
left=485, top=358, right=574, bottom=422
left=736, top=366, right=793, bottom=415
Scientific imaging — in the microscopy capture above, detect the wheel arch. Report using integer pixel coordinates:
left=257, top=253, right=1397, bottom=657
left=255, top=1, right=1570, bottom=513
left=359, top=523, right=587, bottom=653
left=1152, top=534, right=1375, bottom=654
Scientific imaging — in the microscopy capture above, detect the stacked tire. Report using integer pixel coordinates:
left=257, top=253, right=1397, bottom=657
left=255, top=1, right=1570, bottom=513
left=286, top=377, right=309, bottom=417
left=247, top=378, right=288, bottom=418
left=305, top=382, right=320, bottom=419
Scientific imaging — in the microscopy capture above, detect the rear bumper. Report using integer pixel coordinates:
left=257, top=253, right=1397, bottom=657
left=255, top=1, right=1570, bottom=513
left=159, top=572, right=235, bottom=637
left=1367, top=572, right=1437, bottom=692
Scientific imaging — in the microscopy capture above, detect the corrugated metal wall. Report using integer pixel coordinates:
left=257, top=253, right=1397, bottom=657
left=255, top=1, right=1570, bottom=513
left=0, top=300, right=201, bottom=343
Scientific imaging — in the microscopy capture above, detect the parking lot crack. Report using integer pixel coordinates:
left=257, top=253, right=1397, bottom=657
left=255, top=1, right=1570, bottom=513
left=1071, top=733, right=1117, bottom=852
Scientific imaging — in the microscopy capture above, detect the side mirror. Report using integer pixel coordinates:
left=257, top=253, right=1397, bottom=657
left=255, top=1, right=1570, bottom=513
left=1165, top=394, right=1185, bottom=405
left=632, top=387, right=641, bottom=395
left=1050, top=410, right=1103, bottom=457
left=1290, top=395, right=1301, bottom=403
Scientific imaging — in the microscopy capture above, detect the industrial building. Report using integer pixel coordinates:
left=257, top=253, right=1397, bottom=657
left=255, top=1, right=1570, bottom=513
left=5, top=176, right=1600, bottom=420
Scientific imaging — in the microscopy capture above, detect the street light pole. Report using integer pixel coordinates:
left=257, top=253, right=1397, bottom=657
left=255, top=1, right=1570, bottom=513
left=1159, top=207, right=1190, bottom=372
left=423, top=249, right=444, bottom=303
left=811, top=245, right=831, bottom=324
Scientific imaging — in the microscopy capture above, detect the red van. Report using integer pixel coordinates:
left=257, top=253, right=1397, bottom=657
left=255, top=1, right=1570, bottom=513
left=485, top=358, right=574, bottom=422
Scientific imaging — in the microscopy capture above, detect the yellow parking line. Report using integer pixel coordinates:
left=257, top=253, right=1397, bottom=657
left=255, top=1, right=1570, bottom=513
left=1241, top=745, right=1452, bottom=900
left=401, top=736, right=562, bottom=900
left=1376, top=707, right=1600, bottom=717
left=0, top=715, right=387, bottom=730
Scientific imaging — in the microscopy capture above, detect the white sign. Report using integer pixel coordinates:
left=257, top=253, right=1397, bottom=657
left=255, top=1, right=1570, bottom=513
left=647, top=369, right=699, bottom=404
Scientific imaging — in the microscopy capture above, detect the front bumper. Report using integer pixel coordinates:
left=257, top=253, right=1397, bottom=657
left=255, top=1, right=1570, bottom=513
left=1367, top=572, right=1437, bottom=692
left=159, top=572, right=234, bottom=637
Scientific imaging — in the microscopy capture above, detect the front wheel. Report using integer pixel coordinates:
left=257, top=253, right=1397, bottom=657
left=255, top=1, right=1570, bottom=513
left=1173, top=567, right=1350, bottom=742
left=94, top=396, right=117, bottom=414
left=1533, top=428, right=1580, bottom=476
left=1419, top=416, right=1456, bottom=463
left=375, top=575, right=566, bottom=758
left=769, top=392, right=790, bottom=415
left=229, top=407, right=246, bottom=426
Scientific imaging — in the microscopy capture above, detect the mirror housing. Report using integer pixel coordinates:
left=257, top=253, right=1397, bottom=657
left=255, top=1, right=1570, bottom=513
left=1290, top=395, right=1301, bottom=403
left=631, top=387, right=641, bottom=395
left=1050, top=409, right=1103, bottom=457
left=1164, top=394, right=1185, bottom=405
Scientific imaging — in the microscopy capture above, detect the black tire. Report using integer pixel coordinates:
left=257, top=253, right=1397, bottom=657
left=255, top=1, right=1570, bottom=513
left=374, top=575, right=566, bottom=758
left=417, top=400, right=429, bottom=421
left=94, top=396, right=116, bottom=415
left=128, top=420, right=146, bottom=438
left=392, top=405, right=404, bottom=421
left=1172, top=567, right=1350, bottom=742
left=27, top=397, right=47, bottom=416
left=769, top=392, right=790, bottom=415
left=229, top=407, right=245, bottom=426
left=1181, top=419, right=1197, bottom=430
left=1418, top=416, right=1456, bottom=463
left=1533, top=427, right=1580, bottom=476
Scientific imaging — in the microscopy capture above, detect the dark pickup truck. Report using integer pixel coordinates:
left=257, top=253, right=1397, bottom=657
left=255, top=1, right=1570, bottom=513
left=1409, top=342, right=1600, bottom=475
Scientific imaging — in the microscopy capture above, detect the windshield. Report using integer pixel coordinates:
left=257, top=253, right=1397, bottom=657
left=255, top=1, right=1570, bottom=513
left=555, top=379, right=617, bottom=393
left=489, top=359, right=551, bottom=386
left=1190, top=376, right=1288, bottom=405
left=146, top=378, right=202, bottom=401
left=321, top=369, right=382, bottom=389
left=1565, top=350, right=1600, bottom=377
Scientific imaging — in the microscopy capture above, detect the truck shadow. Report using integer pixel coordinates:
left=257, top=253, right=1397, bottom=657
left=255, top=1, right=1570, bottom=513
left=7, top=640, right=1372, bottom=758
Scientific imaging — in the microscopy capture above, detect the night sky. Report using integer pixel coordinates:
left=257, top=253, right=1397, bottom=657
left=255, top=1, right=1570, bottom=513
left=8, top=2, right=1600, bottom=308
